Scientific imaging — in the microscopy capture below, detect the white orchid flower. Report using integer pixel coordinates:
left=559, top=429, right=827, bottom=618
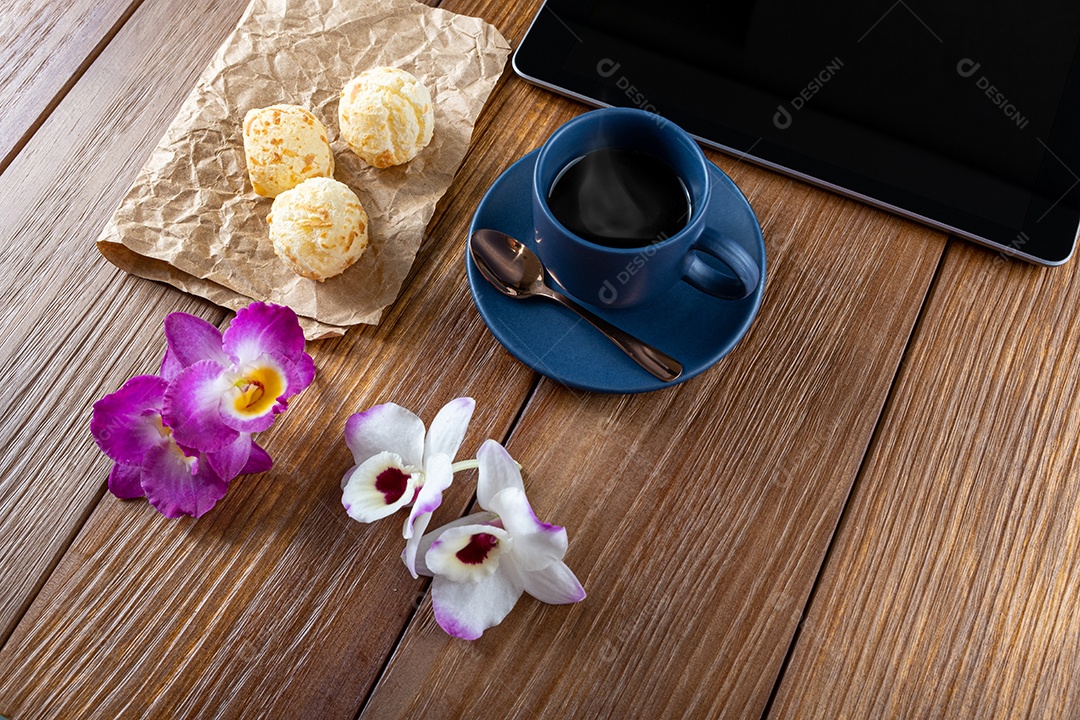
left=412, top=439, right=585, bottom=640
left=341, top=397, right=475, bottom=576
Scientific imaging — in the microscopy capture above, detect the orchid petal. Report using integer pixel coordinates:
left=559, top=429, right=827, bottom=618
left=205, top=433, right=253, bottom=483
left=342, top=451, right=418, bottom=523
left=290, top=352, right=316, bottom=396
left=108, top=462, right=145, bottom=499
left=403, top=453, right=454, bottom=577
left=141, top=442, right=228, bottom=518
left=487, top=487, right=568, bottom=571
left=431, top=566, right=523, bottom=640
left=423, top=397, right=475, bottom=466
left=160, top=348, right=183, bottom=382
left=218, top=354, right=290, bottom=433
left=410, top=511, right=498, bottom=577
left=90, top=375, right=169, bottom=465
left=242, top=441, right=273, bottom=474
left=164, top=312, right=229, bottom=369
left=520, top=559, right=586, bottom=604
left=426, top=523, right=512, bottom=583
left=476, top=439, right=526, bottom=510
left=403, top=512, right=434, bottom=578
left=223, top=302, right=307, bottom=368
left=163, top=360, right=238, bottom=452
left=344, top=403, right=425, bottom=467
left=406, top=454, right=453, bottom=539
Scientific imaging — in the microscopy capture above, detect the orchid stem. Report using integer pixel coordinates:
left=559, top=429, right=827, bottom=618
left=450, top=458, right=522, bottom=473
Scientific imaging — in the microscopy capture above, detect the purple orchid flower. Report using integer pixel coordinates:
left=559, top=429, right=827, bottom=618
left=90, top=302, right=312, bottom=518
left=161, top=302, right=315, bottom=453
left=90, top=375, right=271, bottom=518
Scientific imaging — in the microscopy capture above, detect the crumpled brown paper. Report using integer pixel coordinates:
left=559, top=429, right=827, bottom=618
left=97, top=0, right=510, bottom=339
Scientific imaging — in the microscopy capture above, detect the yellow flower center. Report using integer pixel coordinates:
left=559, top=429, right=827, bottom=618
left=153, top=416, right=172, bottom=439
left=232, top=364, right=285, bottom=417
left=152, top=415, right=192, bottom=467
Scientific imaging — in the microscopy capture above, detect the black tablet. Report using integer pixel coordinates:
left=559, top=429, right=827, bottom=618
left=514, top=1, right=1080, bottom=265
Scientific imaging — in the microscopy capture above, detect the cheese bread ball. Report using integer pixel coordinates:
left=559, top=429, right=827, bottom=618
left=338, top=67, right=434, bottom=168
left=243, top=104, right=334, bottom=197
left=268, top=177, right=369, bottom=282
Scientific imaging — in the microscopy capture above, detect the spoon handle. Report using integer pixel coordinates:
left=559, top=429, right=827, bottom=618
left=542, top=289, right=683, bottom=382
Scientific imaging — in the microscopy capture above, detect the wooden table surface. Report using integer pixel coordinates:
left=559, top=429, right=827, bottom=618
left=2, top=1, right=1078, bottom=718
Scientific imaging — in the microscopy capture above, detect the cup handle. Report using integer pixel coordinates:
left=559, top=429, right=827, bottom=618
left=684, top=229, right=760, bottom=300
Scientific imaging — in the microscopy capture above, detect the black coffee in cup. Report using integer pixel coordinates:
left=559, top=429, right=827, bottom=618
left=547, top=148, right=691, bottom=249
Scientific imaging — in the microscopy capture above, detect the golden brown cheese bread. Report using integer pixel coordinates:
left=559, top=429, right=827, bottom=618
left=267, top=177, right=369, bottom=282
left=338, top=67, right=434, bottom=168
left=243, top=104, right=334, bottom=197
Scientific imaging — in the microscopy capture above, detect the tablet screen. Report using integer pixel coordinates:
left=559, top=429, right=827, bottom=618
left=514, top=1, right=1080, bottom=264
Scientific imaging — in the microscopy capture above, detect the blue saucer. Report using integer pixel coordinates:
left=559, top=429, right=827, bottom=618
left=466, top=150, right=766, bottom=394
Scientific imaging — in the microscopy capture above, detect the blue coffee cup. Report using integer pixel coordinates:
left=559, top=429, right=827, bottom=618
left=532, top=108, right=760, bottom=309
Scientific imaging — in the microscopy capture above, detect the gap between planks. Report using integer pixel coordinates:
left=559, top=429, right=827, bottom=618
left=0, top=0, right=148, bottom=176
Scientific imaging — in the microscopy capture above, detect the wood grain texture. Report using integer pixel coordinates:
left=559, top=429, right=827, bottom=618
left=0, top=0, right=143, bottom=171
left=0, top=0, right=1071, bottom=712
left=0, top=0, right=252, bottom=647
left=769, top=240, right=1080, bottom=718
left=0, top=1, right=535, bottom=718
left=357, top=5, right=947, bottom=718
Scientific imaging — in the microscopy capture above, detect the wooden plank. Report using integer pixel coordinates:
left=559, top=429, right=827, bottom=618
left=769, top=241, right=1080, bottom=718
left=0, top=3, right=535, bottom=719
left=0, top=0, right=252, bottom=646
left=0, top=0, right=143, bottom=171
left=356, top=5, right=948, bottom=717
